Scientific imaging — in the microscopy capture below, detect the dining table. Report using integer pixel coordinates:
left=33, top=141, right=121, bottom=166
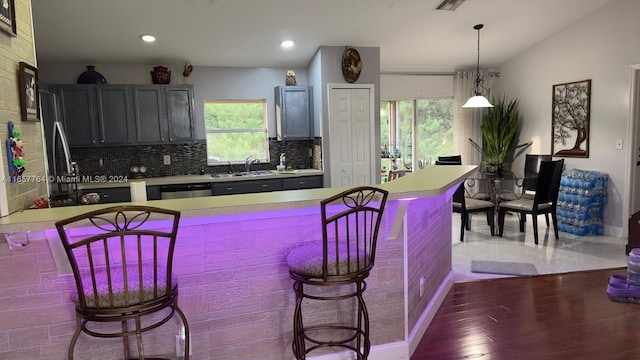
left=465, top=171, right=536, bottom=233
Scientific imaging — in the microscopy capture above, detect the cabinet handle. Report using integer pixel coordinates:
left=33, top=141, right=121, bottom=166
left=299, top=181, right=306, bottom=185
left=226, top=187, right=234, bottom=191
left=101, top=139, right=104, bottom=143
left=262, top=184, right=269, bottom=188
left=169, top=138, right=173, bottom=141
left=161, top=138, right=165, bottom=141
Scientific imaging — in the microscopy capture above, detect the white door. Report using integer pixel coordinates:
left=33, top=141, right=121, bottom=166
left=328, top=87, right=373, bottom=187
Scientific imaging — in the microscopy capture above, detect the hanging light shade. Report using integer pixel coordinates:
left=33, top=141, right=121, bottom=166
left=462, top=24, right=493, bottom=108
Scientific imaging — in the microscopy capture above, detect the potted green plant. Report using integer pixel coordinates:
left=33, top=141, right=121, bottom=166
left=477, top=95, right=531, bottom=174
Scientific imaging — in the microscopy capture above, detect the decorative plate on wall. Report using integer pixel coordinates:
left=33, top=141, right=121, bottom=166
left=341, top=47, right=362, bottom=83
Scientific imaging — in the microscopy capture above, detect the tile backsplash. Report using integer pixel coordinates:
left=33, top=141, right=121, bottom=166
left=71, top=138, right=322, bottom=178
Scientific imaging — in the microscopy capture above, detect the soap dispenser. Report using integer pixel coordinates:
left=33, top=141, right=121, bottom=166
left=277, top=153, right=286, bottom=171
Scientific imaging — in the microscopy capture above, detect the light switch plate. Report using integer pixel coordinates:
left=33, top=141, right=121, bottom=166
left=163, top=154, right=171, bottom=165
left=616, top=139, right=623, bottom=150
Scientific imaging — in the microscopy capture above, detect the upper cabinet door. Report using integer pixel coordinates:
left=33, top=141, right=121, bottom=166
left=95, top=86, right=134, bottom=145
left=58, top=85, right=97, bottom=146
left=133, top=86, right=167, bottom=143
left=275, top=86, right=313, bottom=140
left=165, top=86, right=195, bottom=142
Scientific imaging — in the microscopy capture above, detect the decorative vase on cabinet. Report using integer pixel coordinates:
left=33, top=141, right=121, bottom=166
left=76, top=65, right=107, bottom=84
left=151, top=66, right=171, bottom=84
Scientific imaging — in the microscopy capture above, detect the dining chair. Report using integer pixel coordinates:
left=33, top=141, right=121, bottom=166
left=498, top=159, right=564, bottom=244
left=55, top=205, right=190, bottom=360
left=437, top=155, right=462, bottom=164
left=436, top=160, right=495, bottom=240
left=438, top=155, right=491, bottom=200
left=523, top=154, right=553, bottom=199
left=500, top=154, right=553, bottom=201
left=286, top=186, right=388, bottom=359
left=452, top=179, right=495, bottom=241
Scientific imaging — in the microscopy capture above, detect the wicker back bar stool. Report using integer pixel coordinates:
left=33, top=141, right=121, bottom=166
left=55, top=205, right=190, bottom=360
left=286, top=186, right=389, bottom=359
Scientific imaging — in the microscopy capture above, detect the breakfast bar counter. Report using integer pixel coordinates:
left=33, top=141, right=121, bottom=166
left=0, top=166, right=474, bottom=233
left=0, top=165, right=475, bottom=360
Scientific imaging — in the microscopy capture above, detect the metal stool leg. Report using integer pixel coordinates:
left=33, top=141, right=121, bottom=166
left=121, top=320, right=130, bottom=359
left=292, top=281, right=306, bottom=360
left=68, top=316, right=82, bottom=360
left=357, top=281, right=370, bottom=359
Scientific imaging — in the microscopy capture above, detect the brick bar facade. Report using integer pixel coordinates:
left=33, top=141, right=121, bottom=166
left=0, top=194, right=453, bottom=359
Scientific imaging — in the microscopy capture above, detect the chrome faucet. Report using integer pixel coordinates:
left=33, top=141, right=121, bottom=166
left=245, top=156, right=260, bottom=173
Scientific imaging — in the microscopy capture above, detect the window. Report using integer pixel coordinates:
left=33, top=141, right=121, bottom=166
left=415, top=99, right=454, bottom=167
left=380, top=98, right=453, bottom=179
left=204, top=99, right=269, bottom=165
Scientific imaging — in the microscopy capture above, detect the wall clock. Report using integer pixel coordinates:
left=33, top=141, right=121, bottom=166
left=341, top=47, right=362, bottom=83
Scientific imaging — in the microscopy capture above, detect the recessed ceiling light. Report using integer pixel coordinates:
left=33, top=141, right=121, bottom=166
left=280, top=40, right=295, bottom=48
left=140, top=34, right=156, bottom=42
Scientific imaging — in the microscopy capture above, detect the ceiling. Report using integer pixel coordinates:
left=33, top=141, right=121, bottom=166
left=31, top=0, right=614, bottom=73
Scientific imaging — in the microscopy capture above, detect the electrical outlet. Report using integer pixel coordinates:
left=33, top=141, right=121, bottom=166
left=176, top=334, right=192, bottom=357
left=163, top=154, right=171, bottom=165
left=98, top=158, right=103, bottom=167
left=419, top=276, right=426, bottom=298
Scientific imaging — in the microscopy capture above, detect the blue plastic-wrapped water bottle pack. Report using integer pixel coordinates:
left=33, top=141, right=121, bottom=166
left=557, top=169, right=608, bottom=236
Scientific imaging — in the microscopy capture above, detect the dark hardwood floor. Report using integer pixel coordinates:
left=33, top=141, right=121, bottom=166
left=411, top=268, right=640, bottom=360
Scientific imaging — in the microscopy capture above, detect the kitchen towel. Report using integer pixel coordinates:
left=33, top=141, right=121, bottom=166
left=130, top=181, right=147, bottom=202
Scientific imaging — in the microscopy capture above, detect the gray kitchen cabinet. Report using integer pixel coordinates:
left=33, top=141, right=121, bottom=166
left=146, top=185, right=161, bottom=200
left=132, top=86, right=164, bottom=143
left=87, top=185, right=161, bottom=203
left=133, top=85, right=195, bottom=144
left=58, top=86, right=97, bottom=146
left=94, top=187, right=131, bottom=203
left=58, top=85, right=134, bottom=147
left=275, top=86, right=313, bottom=140
left=51, top=84, right=195, bottom=147
left=165, top=86, right=196, bottom=142
left=213, top=178, right=282, bottom=195
left=212, top=175, right=322, bottom=196
left=95, top=86, right=135, bottom=145
left=282, top=175, right=323, bottom=190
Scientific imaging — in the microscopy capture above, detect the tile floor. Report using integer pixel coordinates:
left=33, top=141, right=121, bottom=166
left=452, top=213, right=629, bottom=281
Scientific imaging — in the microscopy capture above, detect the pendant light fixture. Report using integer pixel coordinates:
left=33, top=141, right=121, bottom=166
left=462, top=24, right=493, bottom=108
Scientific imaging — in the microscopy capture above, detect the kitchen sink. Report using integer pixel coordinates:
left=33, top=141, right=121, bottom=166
left=212, top=170, right=274, bottom=178
left=245, top=170, right=274, bottom=176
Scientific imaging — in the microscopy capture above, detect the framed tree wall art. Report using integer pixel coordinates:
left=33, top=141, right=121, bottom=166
left=551, top=79, right=591, bottom=158
left=18, top=62, right=39, bottom=122
left=0, top=0, right=17, bottom=36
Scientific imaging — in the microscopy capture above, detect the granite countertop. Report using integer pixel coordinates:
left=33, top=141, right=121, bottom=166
left=0, top=166, right=477, bottom=233
left=75, top=169, right=324, bottom=189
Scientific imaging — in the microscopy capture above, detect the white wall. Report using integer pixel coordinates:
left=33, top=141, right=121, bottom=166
left=316, top=46, right=381, bottom=185
left=380, top=74, right=453, bottom=100
left=307, top=48, right=323, bottom=138
left=495, top=0, right=640, bottom=236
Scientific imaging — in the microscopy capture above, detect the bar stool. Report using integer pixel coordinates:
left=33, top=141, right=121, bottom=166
left=286, top=186, right=388, bottom=359
left=55, top=205, right=190, bottom=360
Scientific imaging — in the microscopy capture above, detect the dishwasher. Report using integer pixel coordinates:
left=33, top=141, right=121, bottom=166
left=160, top=183, right=212, bottom=199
